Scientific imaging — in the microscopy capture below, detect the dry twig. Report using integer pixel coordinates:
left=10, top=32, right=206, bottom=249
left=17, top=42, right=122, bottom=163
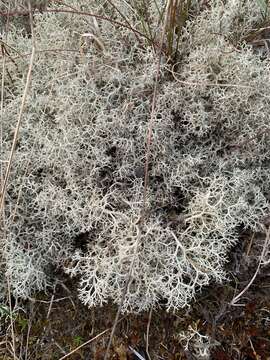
left=58, top=317, right=124, bottom=360
left=0, top=0, right=36, bottom=217
left=146, top=306, right=153, bottom=360
left=230, top=225, right=270, bottom=306
left=104, top=2, right=170, bottom=359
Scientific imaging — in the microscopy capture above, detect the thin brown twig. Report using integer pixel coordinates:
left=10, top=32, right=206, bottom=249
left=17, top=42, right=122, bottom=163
left=229, top=127, right=270, bottom=150
left=138, top=0, right=156, bottom=52
left=52, top=0, right=139, bottom=53
left=105, top=0, right=141, bottom=42
left=170, top=63, right=253, bottom=90
left=55, top=342, right=67, bottom=356
left=29, top=296, right=69, bottom=304
left=0, top=1, right=36, bottom=217
left=104, top=2, right=170, bottom=359
left=104, top=225, right=142, bottom=360
left=142, top=1, right=169, bottom=214
left=246, top=232, right=255, bottom=256
left=6, top=340, right=18, bottom=360
left=1, top=48, right=80, bottom=65
left=263, top=38, right=270, bottom=56
left=46, top=284, right=56, bottom=319
left=249, top=337, right=258, bottom=359
left=0, top=5, right=8, bottom=210
left=146, top=306, right=153, bottom=360
left=230, top=225, right=270, bottom=306
left=1, top=6, right=17, bottom=360
left=0, top=0, right=13, bottom=222
left=58, top=317, right=124, bottom=360
left=0, top=39, right=24, bottom=62
left=0, top=8, right=155, bottom=47
left=24, top=317, right=31, bottom=360
left=6, top=276, right=16, bottom=360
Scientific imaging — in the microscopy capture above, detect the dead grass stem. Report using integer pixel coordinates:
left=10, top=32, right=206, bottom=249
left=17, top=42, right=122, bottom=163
left=230, top=225, right=270, bottom=306
left=0, top=0, right=36, bottom=217
left=58, top=317, right=125, bottom=360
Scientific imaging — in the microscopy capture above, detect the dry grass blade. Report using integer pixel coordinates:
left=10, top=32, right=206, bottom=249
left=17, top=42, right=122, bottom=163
left=0, top=0, right=36, bottom=217
left=230, top=225, right=270, bottom=306
left=58, top=317, right=125, bottom=360
left=24, top=317, right=31, bottom=360
left=1, top=4, right=35, bottom=355
left=7, top=276, right=16, bottom=360
left=1, top=5, right=16, bottom=360
left=129, top=346, right=146, bottom=360
left=133, top=0, right=156, bottom=50
left=0, top=2, right=8, bottom=212
left=146, top=306, right=152, bottom=360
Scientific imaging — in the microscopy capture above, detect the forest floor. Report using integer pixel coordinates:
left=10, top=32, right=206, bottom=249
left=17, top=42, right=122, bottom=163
left=1, top=230, right=270, bottom=360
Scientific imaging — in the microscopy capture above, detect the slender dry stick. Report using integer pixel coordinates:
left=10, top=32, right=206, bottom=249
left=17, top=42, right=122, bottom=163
left=58, top=317, right=124, bottom=360
left=129, top=346, right=146, bottom=360
left=146, top=306, right=153, bottom=360
left=6, top=276, right=16, bottom=360
left=140, top=0, right=156, bottom=50
left=0, top=0, right=13, bottom=218
left=142, top=0, right=170, bottom=213
left=170, top=63, right=270, bottom=103
left=105, top=0, right=141, bottom=42
left=3, top=4, right=35, bottom=354
left=230, top=225, right=270, bottom=306
left=55, top=0, right=140, bottom=45
left=229, top=127, right=270, bottom=150
left=0, top=39, right=25, bottom=62
left=24, top=318, right=31, bottom=360
left=104, top=3, right=171, bottom=359
left=170, top=64, right=253, bottom=89
left=0, top=1, right=36, bottom=217
left=56, top=0, right=145, bottom=45
left=46, top=284, right=56, bottom=319
left=0, top=6, right=17, bottom=360
left=246, top=232, right=255, bottom=256
left=0, top=8, right=153, bottom=46
left=0, top=5, right=8, bottom=216
left=104, top=226, right=142, bottom=360
left=3, top=48, right=80, bottom=64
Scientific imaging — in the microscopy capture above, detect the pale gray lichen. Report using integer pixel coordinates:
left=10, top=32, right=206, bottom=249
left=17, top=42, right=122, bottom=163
left=1, top=0, right=269, bottom=311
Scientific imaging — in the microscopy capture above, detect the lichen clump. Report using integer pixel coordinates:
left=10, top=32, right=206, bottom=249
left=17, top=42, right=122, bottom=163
left=1, top=0, right=270, bottom=312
